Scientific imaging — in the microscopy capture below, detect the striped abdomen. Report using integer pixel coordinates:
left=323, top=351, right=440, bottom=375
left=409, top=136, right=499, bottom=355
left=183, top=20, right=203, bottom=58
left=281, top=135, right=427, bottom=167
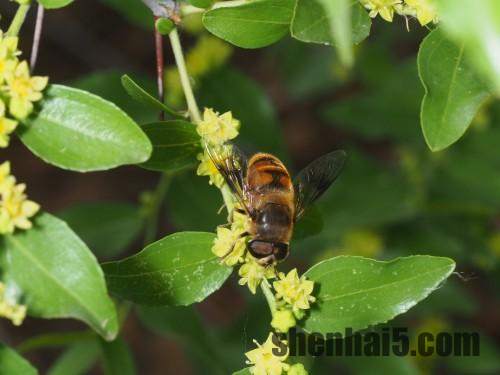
left=246, top=153, right=294, bottom=242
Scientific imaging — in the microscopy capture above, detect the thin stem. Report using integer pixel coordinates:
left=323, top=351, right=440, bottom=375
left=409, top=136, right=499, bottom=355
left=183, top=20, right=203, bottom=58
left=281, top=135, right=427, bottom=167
left=261, top=279, right=277, bottom=316
left=154, top=16, right=165, bottom=121
left=168, top=28, right=201, bottom=123
left=7, top=3, right=31, bottom=37
left=30, top=4, right=44, bottom=72
left=143, top=172, right=173, bottom=245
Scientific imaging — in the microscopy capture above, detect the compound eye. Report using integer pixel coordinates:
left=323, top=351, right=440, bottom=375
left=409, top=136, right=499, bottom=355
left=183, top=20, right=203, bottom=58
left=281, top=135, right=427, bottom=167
left=248, top=240, right=273, bottom=259
left=273, top=243, right=289, bottom=262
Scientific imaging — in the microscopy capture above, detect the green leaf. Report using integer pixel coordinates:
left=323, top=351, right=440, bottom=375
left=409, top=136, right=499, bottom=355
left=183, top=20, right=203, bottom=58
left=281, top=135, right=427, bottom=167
left=202, top=0, right=294, bottom=48
left=0, top=213, right=119, bottom=340
left=435, top=0, right=500, bottom=95
left=58, top=202, right=144, bottom=260
left=418, top=28, right=490, bottom=151
left=141, top=121, right=202, bottom=172
left=291, top=0, right=371, bottom=47
left=0, top=345, right=38, bottom=375
left=18, top=85, right=152, bottom=172
left=47, top=340, right=99, bottom=375
left=71, top=70, right=158, bottom=125
left=102, top=232, right=232, bottom=306
left=155, top=17, right=175, bottom=35
left=167, top=172, right=223, bottom=232
left=99, top=337, right=137, bottom=375
left=300, top=255, right=456, bottom=334
left=38, top=0, right=74, bottom=8
left=121, top=74, right=184, bottom=118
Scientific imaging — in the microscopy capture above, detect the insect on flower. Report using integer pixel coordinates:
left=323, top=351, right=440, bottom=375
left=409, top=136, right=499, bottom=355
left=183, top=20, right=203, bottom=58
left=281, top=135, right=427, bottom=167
left=206, top=143, right=346, bottom=266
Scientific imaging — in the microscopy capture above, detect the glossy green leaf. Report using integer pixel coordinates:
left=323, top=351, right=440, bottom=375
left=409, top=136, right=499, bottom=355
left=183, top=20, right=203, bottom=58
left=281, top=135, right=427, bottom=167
left=58, top=202, right=143, bottom=260
left=38, top=0, right=74, bottom=8
left=435, top=0, right=500, bottom=95
left=47, top=340, right=100, bottom=375
left=141, top=121, right=202, bottom=172
left=0, top=345, right=38, bottom=375
left=121, top=75, right=184, bottom=118
left=203, top=0, right=294, bottom=48
left=102, top=232, right=232, bottom=306
left=18, top=85, right=152, bottom=172
left=0, top=213, right=119, bottom=340
left=71, top=70, right=158, bottom=125
left=99, top=337, right=137, bottom=375
left=418, top=29, right=490, bottom=151
left=300, top=255, right=456, bottom=334
left=291, top=0, right=370, bottom=46
left=155, top=18, right=175, bottom=35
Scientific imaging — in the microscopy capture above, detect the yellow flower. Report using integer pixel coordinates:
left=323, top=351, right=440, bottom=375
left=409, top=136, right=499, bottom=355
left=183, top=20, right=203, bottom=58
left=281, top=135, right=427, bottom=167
left=271, top=309, right=296, bottom=333
left=0, top=32, right=19, bottom=60
left=288, top=364, right=308, bottom=375
left=212, top=226, right=246, bottom=266
left=245, top=333, right=289, bottom=375
left=5, top=61, right=48, bottom=119
left=232, top=206, right=250, bottom=233
left=273, top=269, right=316, bottom=314
left=0, top=161, right=14, bottom=192
left=197, top=108, right=240, bottom=145
left=0, top=179, right=40, bottom=234
left=196, top=150, right=225, bottom=188
left=238, top=255, right=275, bottom=294
left=0, top=282, right=26, bottom=326
left=360, top=0, right=402, bottom=22
left=404, top=0, right=438, bottom=26
left=0, top=100, right=17, bottom=148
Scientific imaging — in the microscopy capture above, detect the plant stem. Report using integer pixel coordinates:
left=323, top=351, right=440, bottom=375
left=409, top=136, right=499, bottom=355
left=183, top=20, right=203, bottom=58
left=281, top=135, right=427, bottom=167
left=7, top=2, right=31, bottom=37
left=30, top=4, right=44, bottom=72
left=261, top=279, right=277, bottom=316
left=144, top=172, right=173, bottom=245
left=168, top=28, right=201, bottom=123
left=154, top=16, right=165, bottom=121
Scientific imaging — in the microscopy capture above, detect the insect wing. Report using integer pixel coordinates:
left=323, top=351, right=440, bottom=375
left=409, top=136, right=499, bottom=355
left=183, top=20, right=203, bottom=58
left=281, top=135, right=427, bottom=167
left=293, top=150, right=346, bottom=219
left=204, top=142, right=250, bottom=212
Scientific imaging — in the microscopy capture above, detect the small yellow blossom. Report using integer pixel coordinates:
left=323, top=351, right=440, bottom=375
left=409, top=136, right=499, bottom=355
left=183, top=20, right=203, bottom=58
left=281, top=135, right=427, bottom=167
left=196, top=150, right=225, bottom=188
left=212, top=226, right=246, bottom=266
left=197, top=108, right=240, bottom=145
left=0, top=178, right=40, bottom=234
left=238, top=255, right=275, bottom=294
left=232, top=206, right=250, bottom=233
left=0, top=100, right=17, bottom=148
left=271, top=309, right=296, bottom=333
left=273, top=269, right=316, bottom=315
left=288, top=364, right=308, bottom=375
left=246, top=333, right=289, bottom=375
left=5, top=61, right=48, bottom=119
left=403, top=0, right=438, bottom=26
left=0, top=32, right=19, bottom=84
left=360, top=0, right=402, bottom=22
left=0, top=161, right=13, bottom=192
left=0, top=282, right=26, bottom=326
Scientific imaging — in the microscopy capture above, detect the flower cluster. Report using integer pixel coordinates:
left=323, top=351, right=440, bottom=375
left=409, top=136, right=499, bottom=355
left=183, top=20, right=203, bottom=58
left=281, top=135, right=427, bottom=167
left=271, top=269, right=316, bottom=332
left=246, top=333, right=308, bottom=375
left=196, top=107, right=240, bottom=187
left=0, top=161, right=40, bottom=234
left=0, top=281, right=26, bottom=326
left=0, top=31, right=48, bottom=148
left=360, top=0, right=438, bottom=26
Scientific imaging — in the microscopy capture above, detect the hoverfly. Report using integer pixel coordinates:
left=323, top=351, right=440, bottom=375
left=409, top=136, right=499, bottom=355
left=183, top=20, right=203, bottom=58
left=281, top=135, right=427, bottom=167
left=207, top=144, right=346, bottom=267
